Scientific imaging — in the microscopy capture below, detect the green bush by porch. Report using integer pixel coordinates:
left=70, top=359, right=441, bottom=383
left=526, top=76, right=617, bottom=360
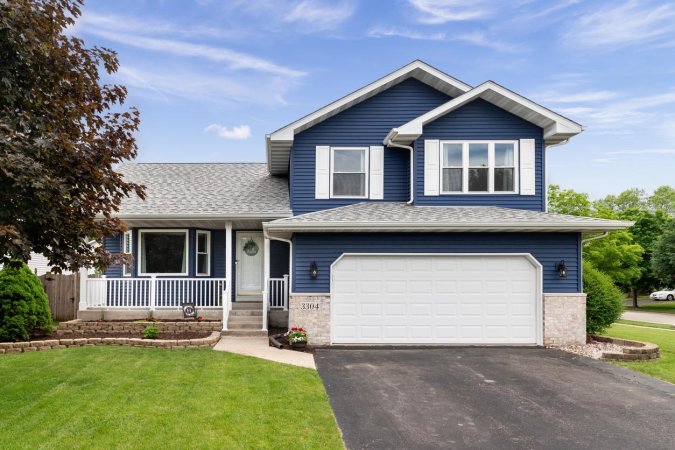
left=0, top=262, right=52, bottom=342
left=0, top=347, right=343, bottom=449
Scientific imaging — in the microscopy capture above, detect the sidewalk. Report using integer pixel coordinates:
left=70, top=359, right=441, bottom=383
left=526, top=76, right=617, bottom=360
left=213, top=336, right=316, bottom=369
left=622, top=310, right=675, bottom=326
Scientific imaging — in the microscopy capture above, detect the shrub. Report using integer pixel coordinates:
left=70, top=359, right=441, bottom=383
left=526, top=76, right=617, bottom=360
left=0, top=262, right=53, bottom=342
left=143, top=326, right=159, bottom=339
left=583, top=262, right=624, bottom=334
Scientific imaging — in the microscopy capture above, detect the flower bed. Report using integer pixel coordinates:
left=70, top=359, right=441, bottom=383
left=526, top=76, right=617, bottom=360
left=0, top=331, right=221, bottom=354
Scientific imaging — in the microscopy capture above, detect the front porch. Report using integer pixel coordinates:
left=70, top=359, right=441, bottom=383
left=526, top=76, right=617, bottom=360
left=78, top=219, right=290, bottom=330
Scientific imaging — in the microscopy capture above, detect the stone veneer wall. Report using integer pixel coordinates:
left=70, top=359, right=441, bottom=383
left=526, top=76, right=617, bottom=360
left=289, top=295, right=331, bottom=346
left=543, top=293, right=587, bottom=347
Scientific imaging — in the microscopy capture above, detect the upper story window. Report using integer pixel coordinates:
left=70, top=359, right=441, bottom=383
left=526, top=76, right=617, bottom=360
left=196, top=230, right=211, bottom=277
left=440, top=141, right=518, bottom=194
left=138, top=229, right=189, bottom=276
left=330, top=147, right=369, bottom=198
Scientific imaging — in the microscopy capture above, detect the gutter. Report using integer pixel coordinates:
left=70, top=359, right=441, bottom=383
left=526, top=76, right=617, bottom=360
left=103, top=213, right=293, bottom=220
left=384, top=128, right=414, bottom=204
left=581, top=231, right=609, bottom=245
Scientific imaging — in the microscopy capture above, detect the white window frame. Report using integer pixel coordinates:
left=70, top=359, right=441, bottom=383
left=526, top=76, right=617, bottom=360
left=439, top=140, right=519, bottom=195
left=137, top=229, right=189, bottom=277
left=330, top=147, right=369, bottom=199
left=122, top=230, right=133, bottom=277
left=195, top=230, right=211, bottom=277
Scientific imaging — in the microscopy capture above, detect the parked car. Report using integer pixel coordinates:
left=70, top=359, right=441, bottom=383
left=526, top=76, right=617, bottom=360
left=650, top=289, right=675, bottom=301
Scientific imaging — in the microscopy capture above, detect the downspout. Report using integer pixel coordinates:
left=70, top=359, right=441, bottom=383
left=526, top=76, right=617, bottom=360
left=384, top=130, right=414, bottom=205
left=581, top=231, right=608, bottom=245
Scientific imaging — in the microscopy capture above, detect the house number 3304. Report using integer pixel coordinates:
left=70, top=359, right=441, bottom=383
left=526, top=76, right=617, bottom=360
left=300, top=302, right=320, bottom=310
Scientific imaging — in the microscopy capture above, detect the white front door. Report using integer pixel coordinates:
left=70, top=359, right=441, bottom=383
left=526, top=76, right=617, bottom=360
left=236, top=232, right=264, bottom=296
left=331, top=254, right=541, bottom=345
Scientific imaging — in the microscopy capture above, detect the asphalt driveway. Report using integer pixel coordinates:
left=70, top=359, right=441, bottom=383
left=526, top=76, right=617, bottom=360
left=315, top=347, right=675, bottom=450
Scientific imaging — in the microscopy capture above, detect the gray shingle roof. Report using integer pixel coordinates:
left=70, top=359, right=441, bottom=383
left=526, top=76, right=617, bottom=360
left=115, top=163, right=291, bottom=217
left=266, top=202, right=632, bottom=232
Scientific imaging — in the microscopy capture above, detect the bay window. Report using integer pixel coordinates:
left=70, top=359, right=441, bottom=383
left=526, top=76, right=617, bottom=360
left=138, top=229, right=189, bottom=276
left=441, top=141, right=518, bottom=194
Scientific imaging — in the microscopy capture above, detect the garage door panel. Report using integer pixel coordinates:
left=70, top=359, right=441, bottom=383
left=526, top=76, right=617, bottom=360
left=332, top=255, right=539, bottom=345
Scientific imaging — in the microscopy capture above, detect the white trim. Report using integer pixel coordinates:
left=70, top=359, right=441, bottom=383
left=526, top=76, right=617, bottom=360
left=266, top=60, right=472, bottom=175
left=390, top=81, right=583, bottom=147
left=137, top=229, right=190, bottom=277
left=424, top=139, right=440, bottom=196
left=235, top=231, right=265, bottom=296
left=369, top=145, right=384, bottom=200
left=439, top=140, right=519, bottom=195
left=519, top=139, right=536, bottom=196
left=329, top=252, right=543, bottom=346
left=330, top=147, right=369, bottom=199
left=315, top=145, right=330, bottom=199
left=195, top=230, right=211, bottom=277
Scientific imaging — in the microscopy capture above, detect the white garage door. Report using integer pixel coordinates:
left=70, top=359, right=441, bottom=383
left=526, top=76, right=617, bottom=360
left=331, top=254, right=541, bottom=345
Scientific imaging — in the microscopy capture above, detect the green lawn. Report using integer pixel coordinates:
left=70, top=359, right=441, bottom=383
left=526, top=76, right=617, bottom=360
left=602, top=323, right=675, bottom=384
left=616, top=319, right=674, bottom=330
left=625, top=302, right=675, bottom=314
left=0, top=347, right=343, bottom=450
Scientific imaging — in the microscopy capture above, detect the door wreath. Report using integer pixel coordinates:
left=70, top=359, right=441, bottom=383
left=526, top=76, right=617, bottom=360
left=243, top=238, right=259, bottom=256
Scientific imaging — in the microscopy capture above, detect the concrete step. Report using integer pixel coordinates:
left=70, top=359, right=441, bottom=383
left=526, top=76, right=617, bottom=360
left=228, top=322, right=263, bottom=330
left=221, top=330, right=268, bottom=337
left=228, top=317, right=262, bottom=325
left=229, top=309, right=263, bottom=317
left=232, top=302, right=263, bottom=310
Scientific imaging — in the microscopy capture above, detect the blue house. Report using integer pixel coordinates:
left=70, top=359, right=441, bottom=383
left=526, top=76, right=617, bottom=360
left=79, top=61, right=630, bottom=347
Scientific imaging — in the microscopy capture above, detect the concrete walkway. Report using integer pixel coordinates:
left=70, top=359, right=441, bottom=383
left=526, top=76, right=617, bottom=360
left=213, top=337, right=316, bottom=369
left=622, top=310, right=675, bottom=326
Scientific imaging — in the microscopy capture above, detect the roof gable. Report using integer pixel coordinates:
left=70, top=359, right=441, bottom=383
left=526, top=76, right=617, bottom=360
left=266, top=60, right=472, bottom=175
left=387, top=81, right=583, bottom=147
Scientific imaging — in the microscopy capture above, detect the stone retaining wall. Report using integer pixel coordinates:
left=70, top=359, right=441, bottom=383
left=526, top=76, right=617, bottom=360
left=592, top=335, right=661, bottom=361
left=0, top=332, right=221, bottom=354
left=56, top=320, right=222, bottom=335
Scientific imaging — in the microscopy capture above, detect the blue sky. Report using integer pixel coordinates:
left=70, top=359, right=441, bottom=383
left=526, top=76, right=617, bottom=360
left=70, top=0, right=675, bottom=199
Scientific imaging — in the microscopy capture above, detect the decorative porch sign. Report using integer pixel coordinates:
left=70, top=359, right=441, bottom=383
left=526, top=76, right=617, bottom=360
left=182, top=302, right=196, bottom=318
left=300, top=302, right=320, bottom=310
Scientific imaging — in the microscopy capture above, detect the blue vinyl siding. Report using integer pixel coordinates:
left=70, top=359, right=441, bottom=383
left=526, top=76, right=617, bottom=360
left=414, top=99, right=545, bottom=211
left=292, top=232, right=581, bottom=294
left=290, top=78, right=452, bottom=214
left=103, top=234, right=123, bottom=277
left=270, top=240, right=290, bottom=278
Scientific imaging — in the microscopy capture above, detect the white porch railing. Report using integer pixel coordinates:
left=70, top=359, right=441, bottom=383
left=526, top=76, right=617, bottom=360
left=83, top=276, right=228, bottom=309
left=268, top=275, right=289, bottom=310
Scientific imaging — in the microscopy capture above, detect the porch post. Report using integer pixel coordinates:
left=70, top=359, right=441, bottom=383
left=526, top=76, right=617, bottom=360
left=224, top=221, right=232, bottom=331
left=78, top=268, right=88, bottom=311
left=263, top=236, right=270, bottom=331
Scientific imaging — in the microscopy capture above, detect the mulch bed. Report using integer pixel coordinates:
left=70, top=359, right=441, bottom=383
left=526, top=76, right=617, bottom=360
left=29, top=331, right=211, bottom=341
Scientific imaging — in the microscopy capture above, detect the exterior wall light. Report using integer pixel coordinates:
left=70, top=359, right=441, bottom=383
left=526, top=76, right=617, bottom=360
left=310, top=261, right=318, bottom=279
left=557, top=260, right=567, bottom=278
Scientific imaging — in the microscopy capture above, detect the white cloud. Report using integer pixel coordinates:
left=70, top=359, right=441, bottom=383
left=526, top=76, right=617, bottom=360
left=204, top=124, right=252, bottom=139
left=367, top=27, right=523, bottom=52
left=532, top=90, right=619, bottom=103
left=87, top=29, right=304, bottom=78
left=563, top=0, right=675, bottom=49
left=607, top=149, right=675, bottom=155
left=592, top=158, right=614, bottom=164
left=284, top=0, right=355, bottom=30
left=409, top=0, right=493, bottom=23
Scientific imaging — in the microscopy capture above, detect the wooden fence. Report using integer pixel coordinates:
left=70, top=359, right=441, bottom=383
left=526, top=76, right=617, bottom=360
left=39, top=273, right=79, bottom=321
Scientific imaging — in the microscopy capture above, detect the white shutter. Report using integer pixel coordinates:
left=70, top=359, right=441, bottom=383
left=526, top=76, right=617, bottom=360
left=315, top=146, right=330, bottom=199
left=519, top=139, right=536, bottom=196
left=369, top=146, right=384, bottom=200
left=424, top=140, right=440, bottom=196
left=122, top=231, right=133, bottom=276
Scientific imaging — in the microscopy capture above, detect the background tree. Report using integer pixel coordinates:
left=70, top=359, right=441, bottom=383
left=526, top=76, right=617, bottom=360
left=594, top=188, right=648, bottom=216
left=547, top=184, right=592, bottom=216
left=649, top=186, right=675, bottom=217
left=652, top=221, right=675, bottom=287
left=0, top=0, right=144, bottom=272
left=583, top=230, right=644, bottom=291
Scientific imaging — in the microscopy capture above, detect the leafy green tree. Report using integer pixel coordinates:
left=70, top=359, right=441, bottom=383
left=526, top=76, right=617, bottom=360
left=593, top=188, right=648, bottom=217
left=547, top=184, right=592, bottom=216
left=0, top=0, right=144, bottom=272
left=583, top=262, right=624, bottom=334
left=0, top=262, right=52, bottom=342
left=649, top=185, right=675, bottom=217
left=652, top=221, right=675, bottom=287
left=584, top=230, right=644, bottom=291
